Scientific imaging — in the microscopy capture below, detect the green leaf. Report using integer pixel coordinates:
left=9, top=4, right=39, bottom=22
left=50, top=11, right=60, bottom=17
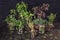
left=47, top=13, right=56, bottom=23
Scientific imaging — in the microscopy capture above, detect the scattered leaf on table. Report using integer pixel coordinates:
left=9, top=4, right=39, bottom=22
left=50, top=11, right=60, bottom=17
left=25, top=39, right=29, bottom=40
left=42, top=36, right=46, bottom=38
left=50, top=37, right=53, bottom=39
left=54, top=36, right=57, bottom=39
left=49, top=34, right=53, bottom=36
left=58, top=31, right=60, bottom=34
left=44, top=34, right=48, bottom=36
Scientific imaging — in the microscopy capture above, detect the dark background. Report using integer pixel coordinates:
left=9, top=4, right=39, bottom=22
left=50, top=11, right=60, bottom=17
left=0, top=0, right=60, bottom=22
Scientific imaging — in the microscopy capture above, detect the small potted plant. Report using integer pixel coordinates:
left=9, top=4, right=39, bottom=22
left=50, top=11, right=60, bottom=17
left=47, top=13, right=56, bottom=31
left=33, top=18, right=46, bottom=34
left=38, top=18, right=46, bottom=34
left=5, top=9, right=16, bottom=31
left=5, top=2, right=27, bottom=34
left=14, top=20, right=24, bottom=34
left=16, top=2, right=35, bottom=38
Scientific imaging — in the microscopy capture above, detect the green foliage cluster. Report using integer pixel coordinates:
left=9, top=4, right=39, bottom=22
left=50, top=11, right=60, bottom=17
left=5, top=2, right=27, bottom=30
left=5, top=2, right=34, bottom=30
left=16, top=2, right=27, bottom=13
left=33, top=18, right=46, bottom=25
left=5, top=9, right=25, bottom=30
left=5, top=2, right=56, bottom=34
left=47, top=13, right=56, bottom=24
left=16, top=2, right=34, bottom=22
